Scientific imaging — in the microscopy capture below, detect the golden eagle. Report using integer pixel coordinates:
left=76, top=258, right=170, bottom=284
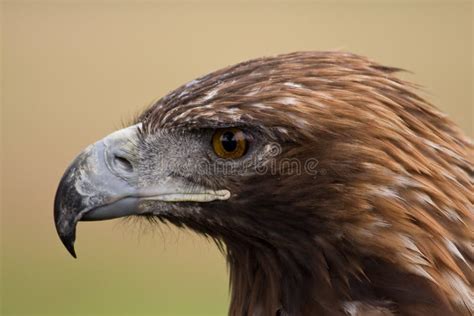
left=54, top=52, right=473, bottom=315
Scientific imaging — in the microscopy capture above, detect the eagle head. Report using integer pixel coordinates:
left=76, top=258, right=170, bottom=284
left=54, top=52, right=473, bottom=315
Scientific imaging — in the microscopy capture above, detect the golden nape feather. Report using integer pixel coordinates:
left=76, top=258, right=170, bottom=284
left=55, top=52, right=473, bottom=315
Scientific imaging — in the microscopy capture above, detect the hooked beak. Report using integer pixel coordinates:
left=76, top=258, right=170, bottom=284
left=54, top=125, right=142, bottom=258
left=54, top=124, right=230, bottom=258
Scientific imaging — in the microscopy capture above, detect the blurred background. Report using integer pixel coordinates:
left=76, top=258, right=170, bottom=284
left=1, top=1, right=472, bottom=315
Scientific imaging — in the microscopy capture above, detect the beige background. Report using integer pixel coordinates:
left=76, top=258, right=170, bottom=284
left=1, top=1, right=473, bottom=315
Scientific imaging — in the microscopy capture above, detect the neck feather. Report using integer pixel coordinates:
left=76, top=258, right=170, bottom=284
left=224, top=240, right=457, bottom=316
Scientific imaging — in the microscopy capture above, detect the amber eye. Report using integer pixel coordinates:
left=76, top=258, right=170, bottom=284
left=212, top=128, right=248, bottom=159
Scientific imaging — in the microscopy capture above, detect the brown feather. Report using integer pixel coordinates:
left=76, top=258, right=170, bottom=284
left=139, top=51, right=473, bottom=315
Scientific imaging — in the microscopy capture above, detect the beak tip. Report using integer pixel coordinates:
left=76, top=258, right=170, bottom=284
left=58, top=234, right=78, bottom=258
left=54, top=179, right=80, bottom=259
left=66, top=244, right=78, bottom=259
left=55, top=216, right=79, bottom=259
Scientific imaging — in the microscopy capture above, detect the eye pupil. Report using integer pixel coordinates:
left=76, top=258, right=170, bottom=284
left=212, top=128, right=248, bottom=159
left=221, top=131, right=237, bottom=152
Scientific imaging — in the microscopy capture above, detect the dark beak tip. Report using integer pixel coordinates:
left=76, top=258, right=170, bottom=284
left=69, top=249, right=78, bottom=259
left=54, top=165, right=81, bottom=259
left=64, top=240, right=78, bottom=259
left=56, top=228, right=78, bottom=259
left=54, top=206, right=79, bottom=259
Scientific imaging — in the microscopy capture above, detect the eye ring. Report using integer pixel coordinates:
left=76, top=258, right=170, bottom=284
left=212, top=128, right=249, bottom=159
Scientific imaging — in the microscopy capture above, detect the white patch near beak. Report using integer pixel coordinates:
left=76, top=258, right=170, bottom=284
left=142, top=189, right=231, bottom=202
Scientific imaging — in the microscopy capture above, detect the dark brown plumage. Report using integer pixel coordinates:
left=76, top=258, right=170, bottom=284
left=55, top=52, right=473, bottom=315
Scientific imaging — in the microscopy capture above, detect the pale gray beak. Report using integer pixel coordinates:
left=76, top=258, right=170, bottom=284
left=54, top=124, right=230, bottom=258
left=54, top=125, right=142, bottom=258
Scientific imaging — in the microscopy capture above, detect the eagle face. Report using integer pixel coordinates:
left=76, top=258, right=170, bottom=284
left=54, top=52, right=473, bottom=315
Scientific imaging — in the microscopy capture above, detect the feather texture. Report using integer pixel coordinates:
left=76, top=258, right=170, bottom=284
left=138, top=52, right=473, bottom=315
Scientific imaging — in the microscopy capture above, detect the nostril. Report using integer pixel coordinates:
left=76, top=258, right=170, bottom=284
left=113, top=155, right=134, bottom=173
